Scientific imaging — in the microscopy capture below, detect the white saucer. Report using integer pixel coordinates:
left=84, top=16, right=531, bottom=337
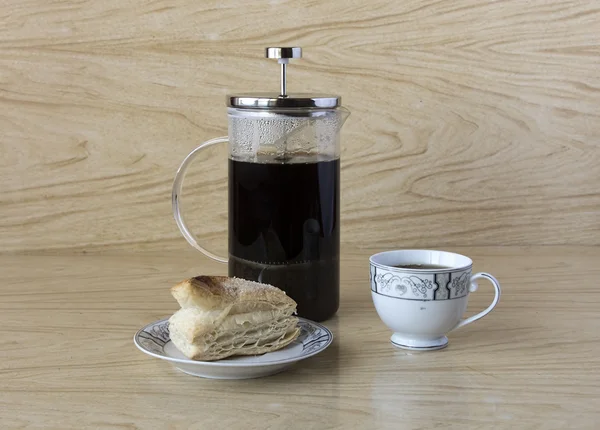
left=134, top=317, right=333, bottom=379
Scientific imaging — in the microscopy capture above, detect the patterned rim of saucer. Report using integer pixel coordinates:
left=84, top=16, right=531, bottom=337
left=134, top=317, right=333, bottom=367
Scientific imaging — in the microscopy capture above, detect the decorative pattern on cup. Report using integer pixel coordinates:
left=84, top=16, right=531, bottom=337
left=370, top=265, right=472, bottom=300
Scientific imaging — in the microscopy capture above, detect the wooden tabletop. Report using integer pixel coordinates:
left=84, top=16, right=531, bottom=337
left=2, top=246, right=599, bottom=429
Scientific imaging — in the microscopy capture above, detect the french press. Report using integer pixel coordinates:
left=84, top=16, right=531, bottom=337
left=173, top=47, right=350, bottom=321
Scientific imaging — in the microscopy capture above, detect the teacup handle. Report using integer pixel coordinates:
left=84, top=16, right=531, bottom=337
left=453, top=273, right=501, bottom=330
left=172, top=136, right=229, bottom=263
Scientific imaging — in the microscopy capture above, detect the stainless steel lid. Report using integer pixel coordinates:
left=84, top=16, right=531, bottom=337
left=227, top=93, right=340, bottom=109
left=227, top=47, right=341, bottom=110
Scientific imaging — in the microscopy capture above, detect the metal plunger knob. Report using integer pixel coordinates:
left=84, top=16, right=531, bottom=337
left=265, top=47, right=302, bottom=98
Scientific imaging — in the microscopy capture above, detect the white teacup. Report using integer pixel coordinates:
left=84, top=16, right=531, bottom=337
left=370, top=250, right=501, bottom=350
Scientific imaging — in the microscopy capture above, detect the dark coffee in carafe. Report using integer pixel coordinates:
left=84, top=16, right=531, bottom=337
left=228, top=155, right=340, bottom=322
left=171, top=47, right=349, bottom=323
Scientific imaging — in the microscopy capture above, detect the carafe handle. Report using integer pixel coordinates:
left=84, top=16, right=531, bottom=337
left=172, top=136, right=229, bottom=263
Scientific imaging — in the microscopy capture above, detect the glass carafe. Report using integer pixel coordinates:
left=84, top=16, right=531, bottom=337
left=172, top=47, right=350, bottom=321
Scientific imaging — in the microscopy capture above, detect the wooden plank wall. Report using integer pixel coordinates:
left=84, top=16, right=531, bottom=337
left=1, top=0, right=599, bottom=253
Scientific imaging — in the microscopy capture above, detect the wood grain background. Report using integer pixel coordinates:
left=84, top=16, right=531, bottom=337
left=1, top=0, right=599, bottom=253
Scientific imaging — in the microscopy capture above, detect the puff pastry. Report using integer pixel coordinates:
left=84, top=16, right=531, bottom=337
left=168, top=276, right=300, bottom=361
